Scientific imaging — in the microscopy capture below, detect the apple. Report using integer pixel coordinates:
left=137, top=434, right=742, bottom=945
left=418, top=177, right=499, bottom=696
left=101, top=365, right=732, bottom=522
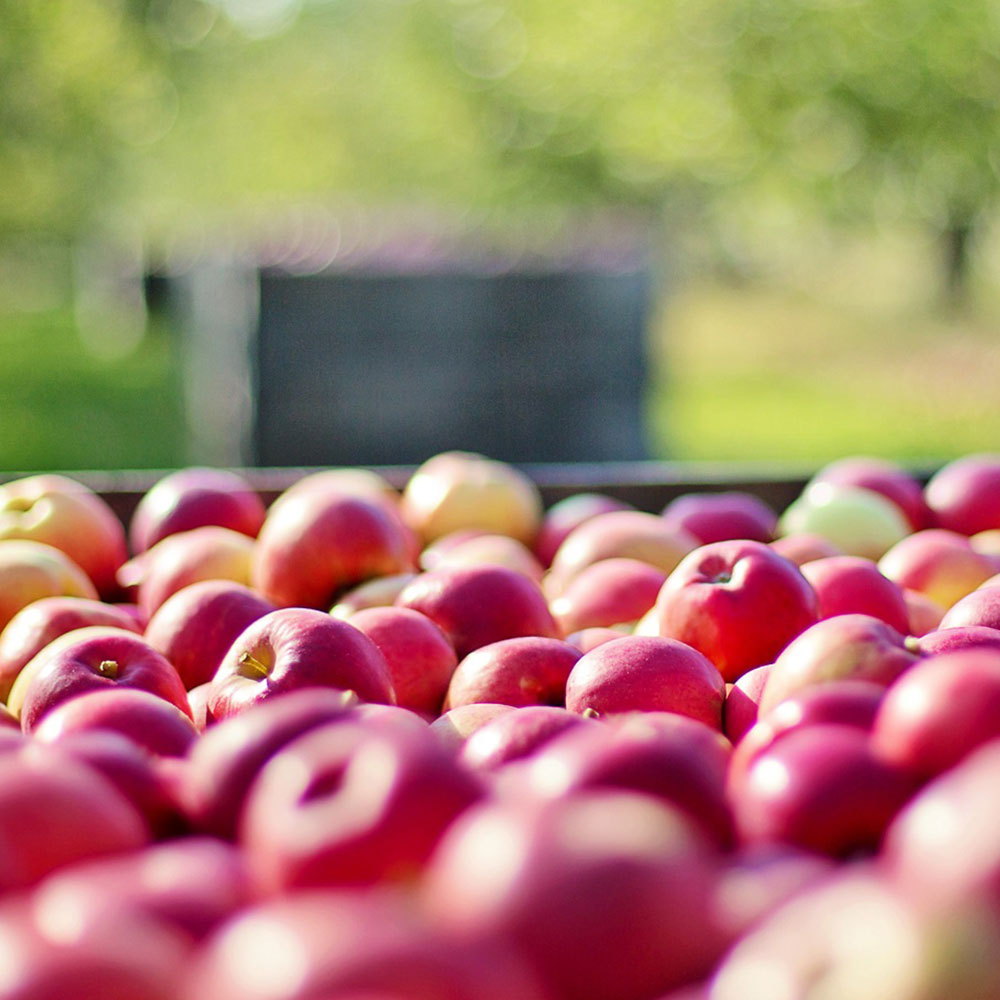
left=0, top=539, right=97, bottom=632
left=346, top=606, right=457, bottom=717
left=768, top=532, right=844, bottom=565
left=128, top=466, right=267, bottom=554
left=723, top=661, right=772, bottom=744
left=549, top=557, right=668, bottom=634
left=401, top=450, right=543, bottom=547
left=564, top=634, right=726, bottom=730
left=208, top=607, right=395, bottom=720
left=239, top=718, right=486, bottom=891
left=776, top=482, right=911, bottom=560
left=444, top=636, right=582, bottom=711
left=143, top=579, right=277, bottom=691
left=396, top=563, right=560, bottom=661
left=428, top=702, right=516, bottom=753
left=252, top=488, right=415, bottom=610
left=924, top=452, right=1000, bottom=535
left=31, top=687, right=200, bottom=758
left=877, top=528, right=1000, bottom=611
left=118, top=526, right=256, bottom=619
left=564, top=625, right=631, bottom=652
left=660, top=491, right=778, bottom=545
left=0, top=595, right=142, bottom=702
left=759, top=613, right=919, bottom=716
left=911, top=624, right=1000, bottom=657
left=458, top=704, right=591, bottom=772
left=938, top=582, right=1000, bottom=631
left=871, top=648, right=1000, bottom=779
left=799, top=554, right=910, bottom=633
left=18, top=630, right=191, bottom=733
left=421, top=531, right=545, bottom=581
left=533, top=492, right=634, bottom=568
left=182, top=686, right=361, bottom=839
left=808, top=455, right=932, bottom=531
left=654, top=538, right=819, bottom=683
left=330, top=572, right=419, bottom=618
left=904, top=587, right=946, bottom=636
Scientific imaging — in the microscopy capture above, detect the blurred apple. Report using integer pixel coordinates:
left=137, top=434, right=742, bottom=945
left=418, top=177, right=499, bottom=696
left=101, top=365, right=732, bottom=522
left=549, top=557, right=668, bottom=634
left=924, top=452, right=1000, bottom=536
left=428, top=702, right=516, bottom=753
left=904, top=587, right=946, bottom=636
left=800, top=554, right=910, bottom=633
left=458, top=704, right=590, bottom=772
left=938, top=582, right=1000, bottom=631
left=533, top=492, right=633, bottom=568
left=329, top=572, right=419, bottom=618
left=723, top=661, right=772, bottom=744
left=769, top=531, right=844, bottom=565
left=661, top=491, right=777, bottom=545
left=422, top=531, right=545, bottom=581
left=0, top=539, right=97, bottom=632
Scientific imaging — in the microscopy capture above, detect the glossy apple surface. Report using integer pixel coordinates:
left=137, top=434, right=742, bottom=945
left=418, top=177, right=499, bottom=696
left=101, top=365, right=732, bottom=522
left=800, top=554, right=910, bottom=633
left=549, top=557, right=668, bottom=634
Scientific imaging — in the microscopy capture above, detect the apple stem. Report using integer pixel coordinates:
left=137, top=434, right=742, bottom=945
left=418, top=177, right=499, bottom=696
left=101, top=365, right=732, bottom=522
left=582, top=707, right=602, bottom=720
left=237, top=650, right=270, bottom=679
left=97, top=659, right=119, bottom=679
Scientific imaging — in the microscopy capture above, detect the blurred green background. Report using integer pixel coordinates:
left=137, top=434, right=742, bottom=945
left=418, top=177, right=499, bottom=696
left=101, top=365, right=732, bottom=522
left=2, top=0, right=1000, bottom=473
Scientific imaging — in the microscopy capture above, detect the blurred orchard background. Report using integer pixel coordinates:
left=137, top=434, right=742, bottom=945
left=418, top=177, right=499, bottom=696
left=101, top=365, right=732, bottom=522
left=3, top=0, right=1000, bottom=473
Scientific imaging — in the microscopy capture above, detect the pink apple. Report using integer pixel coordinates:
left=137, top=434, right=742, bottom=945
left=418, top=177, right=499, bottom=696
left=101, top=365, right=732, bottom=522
left=0, top=539, right=97, bottom=631
left=924, top=452, right=1000, bottom=535
left=252, top=489, right=415, bottom=610
left=143, top=579, right=277, bottom=691
left=938, top=582, right=1000, bottom=631
left=723, top=661, right=772, bottom=744
left=759, top=613, right=919, bottom=715
left=0, top=473, right=129, bottom=599
left=654, top=538, right=819, bottom=683
left=533, top=492, right=634, bottom=568
left=428, top=702, right=516, bottom=753
left=18, top=630, right=191, bottom=733
left=128, top=466, right=267, bottom=554
left=458, top=704, right=591, bottom=772
left=564, top=634, right=726, bottom=729
left=768, top=532, right=844, bottom=566
left=904, top=587, right=945, bottom=636
left=912, top=623, right=1000, bottom=657
left=239, top=719, right=485, bottom=891
left=877, top=528, right=1000, bottom=611
left=118, top=526, right=256, bottom=618
left=401, top=450, right=544, bottom=547
left=31, top=687, right=200, bottom=758
left=422, top=531, right=545, bottom=581
left=329, top=572, right=419, bottom=618
left=0, top=594, right=141, bottom=702
left=564, top=625, right=631, bottom=652
left=661, top=491, right=778, bottom=545
left=800, top=554, right=910, bottom=633
left=346, top=606, right=457, bottom=716
left=208, top=607, right=395, bottom=720
left=549, top=557, right=668, bottom=633
left=808, top=455, right=931, bottom=531
left=444, top=636, right=582, bottom=711
left=396, top=563, right=560, bottom=660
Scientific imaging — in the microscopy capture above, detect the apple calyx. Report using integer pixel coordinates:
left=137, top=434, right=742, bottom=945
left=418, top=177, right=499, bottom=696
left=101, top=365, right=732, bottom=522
left=903, top=635, right=922, bottom=654
left=237, top=650, right=271, bottom=681
left=97, top=659, right=119, bottom=679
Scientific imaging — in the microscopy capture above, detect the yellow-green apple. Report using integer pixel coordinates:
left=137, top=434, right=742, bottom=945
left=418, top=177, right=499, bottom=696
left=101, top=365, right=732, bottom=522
left=395, top=564, right=560, bottom=660
left=181, top=686, right=360, bottom=839
left=654, top=539, right=820, bottom=683
left=549, top=557, right=668, bottom=634
left=661, top=491, right=777, bottom=545
left=0, top=742, right=150, bottom=891
left=0, top=595, right=141, bottom=702
left=329, top=572, right=419, bottom=618
left=31, top=687, right=199, bottom=758
left=808, top=455, right=932, bottom=532
left=904, top=587, right=945, bottom=636
left=444, top=636, right=582, bottom=711
left=564, top=635, right=726, bottom=730
left=422, top=789, right=726, bottom=1000
left=769, top=531, right=844, bottom=565
left=728, top=722, right=916, bottom=857
left=877, top=528, right=1000, bottom=610
left=0, top=539, right=97, bottom=632
left=545, top=510, right=697, bottom=596
left=924, top=452, right=1000, bottom=535
left=777, top=482, right=911, bottom=560
left=143, top=580, right=276, bottom=691
left=457, top=704, right=591, bottom=772
left=938, top=583, right=1000, bottom=631
left=723, top=661, right=772, bottom=744
left=871, top=648, right=1000, bottom=780
left=428, top=702, right=516, bottom=752
left=421, top=531, right=545, bottom=581
left=208, top=608, right=395, bottom=721
left=800, top=554, right=910, bottom=633
left=18, top=630, right=191, bottom=733
left=118, top=526, right=256, bottom=619
left=252, top=490, right=416, bottom=610
left=533, top=492, right=634, bottom=568
left=345, top=606, right=457, bottom=717
left=401, top=450, right=543, bottom=547
left=238, top=719, right=485, bottom=892
left=759, top=613, right=918, bottom=715
left=0, top=473, right=129, bottom=598
left=128, top=467, right=267, bottom=555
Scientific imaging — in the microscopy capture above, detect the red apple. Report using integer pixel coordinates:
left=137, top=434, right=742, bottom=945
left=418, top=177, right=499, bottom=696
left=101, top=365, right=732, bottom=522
left=912, top=624, right=1000, bottom=657
left=444, top=636, right=582, bottom=711
left=564, top=634, right=726, bottom=729
left=396, top=563, right=560, bottom=661
left=769, top=532, right=844, bottom=566
left=723, top=661, right=772, bottom=744
left=534, top=492, right=634, bottom=568
left=0, top=595, right=141, bottom=702
left=422, top=532, right=545, bottom=581
left=0, top=539, right=98, bottom=631
left=458, top=704, right=591, bottom=772
left=346, top=606, right=458, bottom=716
left=924, top=452, right=1000, bottom=536
left=329, top=572, right=419, bottom=618
left=549, top=557, right=668, bottom=634
left=564, top=625, right=631, bottom=652
left=654, top=539, right=819, bottom=683
left=428, top=702, right=516, bottom=753
left=143, top=579, right=277, bottom=691
left=129, top=466, right=267, bottom=554
left=938, top=582, right=1000, bottom=631
left=0, top=473, right=129, bottom=598
left=661, top=491, right=777, bottom=545
left=19, top=630, right=191, bottom=733
left=800, top=554, right=910, bottom=633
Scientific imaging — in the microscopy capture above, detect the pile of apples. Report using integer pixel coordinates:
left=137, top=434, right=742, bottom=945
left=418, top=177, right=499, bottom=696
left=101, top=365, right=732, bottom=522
left=4, top=450, right=1000, bottom=998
